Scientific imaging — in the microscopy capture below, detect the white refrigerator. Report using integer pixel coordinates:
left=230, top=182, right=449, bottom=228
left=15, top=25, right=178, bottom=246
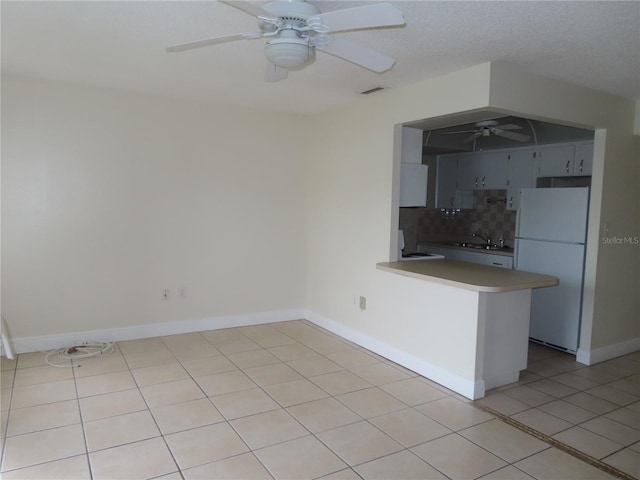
left=514, top=187, right=590, bottom=353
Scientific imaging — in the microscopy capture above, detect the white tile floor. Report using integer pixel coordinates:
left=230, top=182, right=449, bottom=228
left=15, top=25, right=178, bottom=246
left=478, top=341, right=640, bottom=479
left=0, top=320, right=637, bottom=479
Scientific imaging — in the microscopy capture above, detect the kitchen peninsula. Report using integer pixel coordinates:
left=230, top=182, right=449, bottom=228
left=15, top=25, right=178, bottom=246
left=377, top=259, right=558, bottom=399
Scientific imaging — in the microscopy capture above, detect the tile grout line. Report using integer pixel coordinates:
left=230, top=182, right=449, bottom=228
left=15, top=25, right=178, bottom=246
left=0, top=362, right=16, bottom=474
left=122, top=342, right=186, bottom=479
left=476, top=403, right=637, bottom=480
left=71, top=358, right=96, bottom=480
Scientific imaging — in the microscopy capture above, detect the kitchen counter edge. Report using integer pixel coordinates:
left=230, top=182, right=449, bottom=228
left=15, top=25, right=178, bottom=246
left=377, top=259, right=558, bottom=293
left=419, top=242, right=514, bottom=257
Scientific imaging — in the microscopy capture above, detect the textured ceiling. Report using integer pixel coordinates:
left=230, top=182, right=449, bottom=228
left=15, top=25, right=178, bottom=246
left=2, top=1, right=639, bottom=115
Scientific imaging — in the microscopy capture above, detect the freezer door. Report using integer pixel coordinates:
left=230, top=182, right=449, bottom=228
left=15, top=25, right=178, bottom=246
left=517, top=187, right=589, bottom=243
left=515, top=239, right=585, bottom=352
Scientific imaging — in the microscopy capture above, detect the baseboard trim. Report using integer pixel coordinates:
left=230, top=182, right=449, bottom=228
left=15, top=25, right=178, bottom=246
left=576, top=337, right=640, bottom=365
left=3, top=308, right=485, bottom=399
left=1, top=309, right=306, bottom=356
left=305, top=310, right=483, bottom=400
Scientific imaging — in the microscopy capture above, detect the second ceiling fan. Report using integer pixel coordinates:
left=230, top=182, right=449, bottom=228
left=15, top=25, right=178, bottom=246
left=443, top=120, right=532, bottom=143
left=166, top=0, right=405, bottom=82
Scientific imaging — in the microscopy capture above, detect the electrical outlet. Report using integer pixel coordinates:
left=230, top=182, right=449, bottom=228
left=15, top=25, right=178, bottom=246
left=162, top=289, right=170, bottom=301
left=178, top=287, right=186, bottom=298
left=359, top=296, right=366, bottom=311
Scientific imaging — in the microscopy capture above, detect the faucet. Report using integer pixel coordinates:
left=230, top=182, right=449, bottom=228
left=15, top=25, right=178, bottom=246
left=473, top=231, right=492, bottom=246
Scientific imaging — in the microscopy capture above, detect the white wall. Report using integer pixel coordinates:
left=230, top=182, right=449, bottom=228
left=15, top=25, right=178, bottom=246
left=587, top=130, right=640, bottom=352
left=2, top=76, right=308, bottom=341
left=303, top=65, right=494, bottom=376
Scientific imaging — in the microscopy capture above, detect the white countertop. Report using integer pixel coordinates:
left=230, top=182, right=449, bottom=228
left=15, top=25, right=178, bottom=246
left=377, top=259, right=558, bottom=293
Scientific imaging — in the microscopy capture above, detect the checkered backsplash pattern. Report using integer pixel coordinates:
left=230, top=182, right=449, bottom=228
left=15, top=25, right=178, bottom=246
left=399, top=190, right=517, bottom=252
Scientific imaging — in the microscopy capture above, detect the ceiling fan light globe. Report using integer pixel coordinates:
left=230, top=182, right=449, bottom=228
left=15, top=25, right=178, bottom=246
left=265, top=37, right=316, bottom=70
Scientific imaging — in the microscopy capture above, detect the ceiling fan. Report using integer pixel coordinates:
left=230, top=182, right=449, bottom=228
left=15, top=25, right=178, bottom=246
left=166, top=0, right=405, bottom=82
left=442, top=120, right=532, bottom=143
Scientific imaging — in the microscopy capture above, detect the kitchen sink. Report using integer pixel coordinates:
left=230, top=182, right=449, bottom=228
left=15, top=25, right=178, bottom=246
left=444, top=241, right=500, bottom=250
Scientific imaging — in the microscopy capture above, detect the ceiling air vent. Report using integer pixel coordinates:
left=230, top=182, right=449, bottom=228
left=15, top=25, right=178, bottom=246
left=360, top=86, right=385, bottom=95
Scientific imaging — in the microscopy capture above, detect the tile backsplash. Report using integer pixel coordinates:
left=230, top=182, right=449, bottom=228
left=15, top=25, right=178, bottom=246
left=399, top=190, right=516, bottom=252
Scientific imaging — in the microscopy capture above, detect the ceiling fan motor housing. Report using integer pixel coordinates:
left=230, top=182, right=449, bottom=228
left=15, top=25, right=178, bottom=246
left=260, top=0, right=320, bottom=30
left=262, top=0, right=320, bottom=19
left=262, top=1, right=320, bottom=70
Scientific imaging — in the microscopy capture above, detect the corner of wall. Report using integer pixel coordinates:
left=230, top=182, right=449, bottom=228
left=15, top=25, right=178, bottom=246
left=577, top=336, right=640, bottom=365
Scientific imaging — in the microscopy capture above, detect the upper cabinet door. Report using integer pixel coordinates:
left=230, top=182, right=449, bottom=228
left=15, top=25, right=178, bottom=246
left=537, top=144, right=575, bottom=177
left=400, top=163, right=428, bottom=207
left=401, top=127, right=424, bottom=164
left=478, top=151, right=509, bottom=189
left=436, top=155, right=459, bottom=208
left=574, top=142, right=594, bottom=176
left=399, top=127, right=428, bottom=207
left=506, top=148, right=536, bottom=210
left=457, top=153, right=483, bottom=190
left=458, top=151, right=508, bottom=190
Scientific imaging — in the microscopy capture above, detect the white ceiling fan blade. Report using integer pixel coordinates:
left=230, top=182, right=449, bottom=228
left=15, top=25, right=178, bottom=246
left=221, top=1, right=272, bottom=19
left=318, top=37, right=395, bottom=73
left=166, top=32, right=263, bottom=53
left=310, top=3, right=405, bottom=33
left=464, top=132, right=483, bottom=143
left=493, top=129, right=531, bottom=142
left=265, top=63, right=288, bottom=82
left=440, top=130, right=480, bottom=135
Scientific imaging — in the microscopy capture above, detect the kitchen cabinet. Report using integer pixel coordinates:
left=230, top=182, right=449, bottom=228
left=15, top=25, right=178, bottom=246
left=434, top=141, right=593, bottom=209
left=506, top=148, right=536, bottom=210
left=537, top=144, right=574, bottom=176
left=458, top=151, right=509, bottom=190
left=419, top=245, right=513, bottom=269
left=400, top=163, right=428, bottom=207
left=456, top=153, right=482, bottom=191
left=480, top=254, right=514, bottom=269
left=436, top=156, right=457, bottom=208
left=537, top=141, right=593, bottom=177
left=401, top=127, right=423, bottom=164
left=435, top=156, right=473, bottom=209
left=399, top=127, right=428, bottom=207
left=574, top=142, right=594, bottom=176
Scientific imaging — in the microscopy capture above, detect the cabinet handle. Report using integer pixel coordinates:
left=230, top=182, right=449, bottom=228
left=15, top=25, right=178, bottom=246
left=579, top=159, right=584, bottom=173
left=509, top=196, right=513, bottom=208
left=475, top=176, right=478, bottom=188
left=566, top=160, right=570, bottom=173
left=482, top=176, right=486, bottom=187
